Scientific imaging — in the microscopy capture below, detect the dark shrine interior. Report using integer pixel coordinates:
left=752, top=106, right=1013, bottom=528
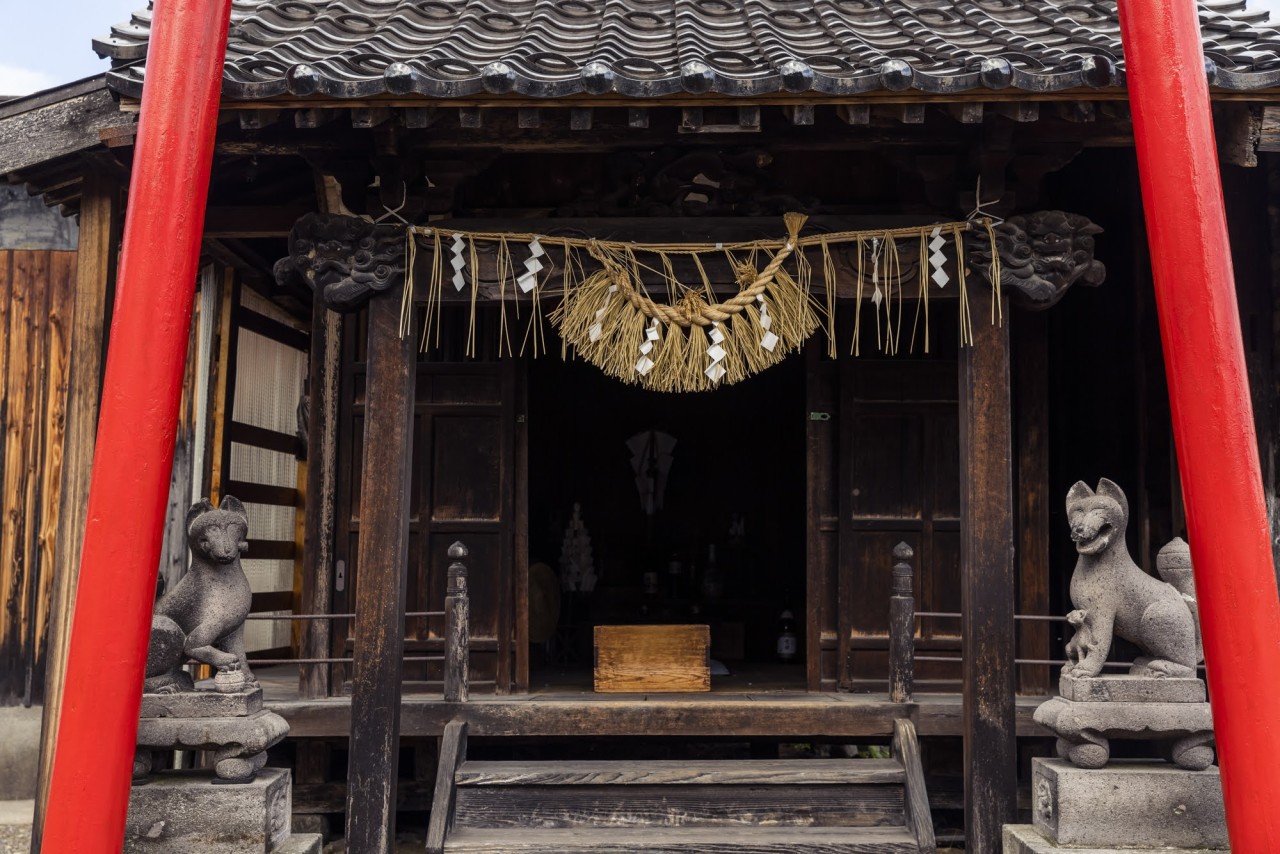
left=527, top=327, right=808, bottom=687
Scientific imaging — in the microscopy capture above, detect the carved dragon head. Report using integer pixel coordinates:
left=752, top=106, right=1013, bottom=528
left=968, top=211, right=1106, bottom=310
left=274, top=213, right=405, bottom=311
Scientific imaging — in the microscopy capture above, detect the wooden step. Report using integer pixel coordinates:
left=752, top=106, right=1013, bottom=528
left=455, top=759, right=905, bottom=787
left=444, top=826, right=921, bottom=853
left=454, top=783, right=906, bottom=829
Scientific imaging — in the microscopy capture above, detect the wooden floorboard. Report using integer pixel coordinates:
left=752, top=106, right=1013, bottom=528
left=444, top=826, right=919, bottom=853
left=456, top=759, right=905, bottom=786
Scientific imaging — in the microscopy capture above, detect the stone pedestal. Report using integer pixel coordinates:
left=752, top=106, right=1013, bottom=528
left=1003, top=758, right=1228, bottom=853
left=1034, top=675, right=1215, bottom=770
left=134, top=687, right=288, bottom=782
left=125, top=768, right=322, bottom=853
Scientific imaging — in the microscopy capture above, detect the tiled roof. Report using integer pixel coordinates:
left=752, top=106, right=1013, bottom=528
left=96, top=1, right=1280, bottom=101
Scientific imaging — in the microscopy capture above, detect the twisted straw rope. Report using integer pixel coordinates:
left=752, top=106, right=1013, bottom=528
left=584, top=212, right=807, bottom=328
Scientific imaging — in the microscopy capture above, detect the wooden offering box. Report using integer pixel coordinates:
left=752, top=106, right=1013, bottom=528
left=593, top=625, right=711, bottom=693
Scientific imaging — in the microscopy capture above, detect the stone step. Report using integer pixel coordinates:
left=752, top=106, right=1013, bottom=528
left=455, top=759, right=904, bottom=787
left=444, top=826, right=921, bottom=853
left=272, top=832, right=324, bottom=854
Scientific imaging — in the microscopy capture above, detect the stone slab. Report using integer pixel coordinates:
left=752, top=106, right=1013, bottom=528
left=140, top=687, right=263, bottom=719
left=1005, top=824, right=1229, bottom=853
left=1060, top=674, right=1206, bottom=704
left=1032, top=759, right=1227, bottom=850
left=136, top=708, right=289, bottom=754
left=273, top=832, right=323, bottom=854
left=125, top=767, right=291, bottom=853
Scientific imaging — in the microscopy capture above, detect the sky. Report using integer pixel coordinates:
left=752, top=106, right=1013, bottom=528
left=0, top=0, right=142, bottom=96
left=4, top=0, right=1280, bottom=97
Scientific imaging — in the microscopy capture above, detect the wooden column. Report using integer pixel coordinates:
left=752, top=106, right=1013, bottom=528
left=959, top=293, right=1016, bottom=854
left=299, top=291, right=343, bottom=699
left=33, top=171, right=120, bottom=848
left=345, top=291, right=416, bottom=853
left=1014, top=312, right=1051, bottom=695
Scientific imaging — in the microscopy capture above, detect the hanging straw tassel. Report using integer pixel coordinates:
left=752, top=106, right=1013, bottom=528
left=551, top=213, right=816, bottom=392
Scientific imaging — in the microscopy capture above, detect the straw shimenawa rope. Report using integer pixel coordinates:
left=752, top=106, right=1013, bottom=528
left=402, top=214, right=989, bottom=393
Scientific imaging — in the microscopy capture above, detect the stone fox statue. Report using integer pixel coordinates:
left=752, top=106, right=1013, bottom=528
left=1065, top=479, right=1200, bottom=679
left=144, top=496, right=255, bottom=693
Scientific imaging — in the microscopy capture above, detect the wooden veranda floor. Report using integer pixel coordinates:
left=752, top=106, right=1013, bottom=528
left=254, top=665, right=1049, bottom=740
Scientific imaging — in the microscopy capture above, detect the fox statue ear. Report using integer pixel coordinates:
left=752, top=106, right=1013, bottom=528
left=1095, top=478, right=1129, bottom=519
left=186, top=499, right=215, bottom=532
left=220, top=495, right=247, bottom=518
left=1066, top=481, right=1094, bottom=512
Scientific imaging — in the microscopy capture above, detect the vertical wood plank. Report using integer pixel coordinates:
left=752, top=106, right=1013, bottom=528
left=32, top=251, right=76, bottom=702
left=513, top=361, right=530, bottom=692
left=804, top=343, right=835, bottom=691
left=345, top=292, right=416, bottom=853
left=19, top=251, right=52, bottom=706
left=495, top=360, right=514, bottom=694
left=1014, top=312, right=1051, bottom=695
left=300, top=298, right=343, bottom=698
left=34, top=173, right=120, bottom=847
left=1, top=249, right=43, bottom=704
left=208, top=270, right=239, bottom=504
left=959, top=293, right=1017, bottom=854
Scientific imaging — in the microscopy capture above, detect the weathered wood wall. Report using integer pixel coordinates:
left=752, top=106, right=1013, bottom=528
left=0, top=248, right=76, bottom=707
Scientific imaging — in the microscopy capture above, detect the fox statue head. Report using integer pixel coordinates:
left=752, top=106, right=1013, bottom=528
left=1065, top=478, right=1129, bottom=557
left=186, top=496, right=250, bottom=565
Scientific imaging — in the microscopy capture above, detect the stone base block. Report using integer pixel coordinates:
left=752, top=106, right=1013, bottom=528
left=1060, top=674, right=1206, bottom=703
left=139, top=686, right=263, bottom=718
left=1005, top=824, right=1228, bottom=853
left=126, top=767, right=292, bottom=853
left=1032, top=759, right=1227, bottom=850
left=135, top=708, right=289, bottom=781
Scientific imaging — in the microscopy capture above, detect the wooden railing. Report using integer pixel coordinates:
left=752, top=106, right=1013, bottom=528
left=886, top=540, right=1068, bottom=704
left=883, top=540, right=1207, bottom=703
left=232, top=540, right=473, bottom=699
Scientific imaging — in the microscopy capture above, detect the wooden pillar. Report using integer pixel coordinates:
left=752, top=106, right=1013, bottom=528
left=33, top=171, right=120, bottom=847
left=299, top=291, right=343, bottom=699
left=1013, top=312, right=1051, bottom=695
left=345, top=292, right=415, bottom=853
left=959, top=293, right=1016, bottom=854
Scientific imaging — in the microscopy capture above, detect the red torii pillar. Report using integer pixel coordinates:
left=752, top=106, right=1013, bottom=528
left=1118, top=0, right=1280, bottom=849
left=40, top=0, right=232, bottom=850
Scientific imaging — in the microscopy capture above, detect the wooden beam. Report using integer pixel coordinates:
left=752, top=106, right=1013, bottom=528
left=958, top=292, right=1017, bottom=854
left=352, top=107, right=392, bottom=129
left=426, top=719, right=468, bottom=854
left=345, top=291, right=416, bottom=852
left=239, top=109, right=280, bottom=130
left=203, top=204, right=312, bottom=238
left=784, top=104, right=816, bottom=126
left=569, top=107, right=593, bottom=131
left=33, top=171, right=120, bottom=848
left=517, top=107, right=541, bottom=129
left=0, top=85, right=136, bottom=175
left=299, top=296, right=342, bottom=699
left=996, top=102, right=1040, bottom=123
left=277, top=693, right=1050, bottom=740
left=950, top=103, right=985, bottom=124
left=837, top=104, right=870, bottom=125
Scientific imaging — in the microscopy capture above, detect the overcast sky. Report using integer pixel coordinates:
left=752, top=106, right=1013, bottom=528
left=4, top=0, right=1280, bottom=97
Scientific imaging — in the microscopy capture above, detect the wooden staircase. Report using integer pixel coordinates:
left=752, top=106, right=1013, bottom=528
left=426, top=719, right=936, bottom=853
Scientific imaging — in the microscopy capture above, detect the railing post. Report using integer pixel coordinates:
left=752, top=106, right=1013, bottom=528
left=444, top=542, right=470, bottom=703
left=889, top=541, right=915, bottom=704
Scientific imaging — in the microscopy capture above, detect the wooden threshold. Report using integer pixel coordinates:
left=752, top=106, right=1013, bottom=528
left=268, top=689, right=1047, bottom=739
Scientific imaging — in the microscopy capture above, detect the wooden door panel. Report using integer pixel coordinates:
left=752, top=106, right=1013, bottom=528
left=336, top=348, right=521, bottom=693
left=835, top=362, right=959, bottom=691
left=430, top=414, right=504, bottom=521
left=849, top=414, right=924, bottom=520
